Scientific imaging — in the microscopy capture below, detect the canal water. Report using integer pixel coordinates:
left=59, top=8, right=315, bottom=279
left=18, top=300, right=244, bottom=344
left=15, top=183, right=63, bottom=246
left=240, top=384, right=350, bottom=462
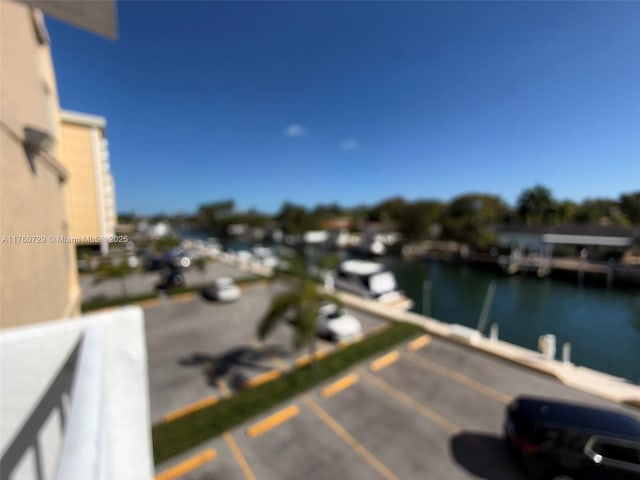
left=383, top=257, right=640, bottom=384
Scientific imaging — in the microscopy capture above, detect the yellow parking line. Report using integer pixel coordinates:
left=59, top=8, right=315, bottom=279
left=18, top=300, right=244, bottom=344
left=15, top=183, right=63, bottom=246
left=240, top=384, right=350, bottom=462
left=163, top=395, right=218, bottom=423
left=370, top=323, right=392, bottom=335
left=370, top=351, right=400, bottom=372
left=246, top=405, right=300, bottom=438
left=223, top=432, right=256, bottom=480
left=294, top=353, right=312, bottom=368
left=137, top=297, right=162, bottom=308
left=314, top=347, right=332, bottom=361
left=321, top=374, right=359, bottom=399
left=294, top=347, right=333, bottom=368
left=243, top=369, right=281, bottom=389
left=407, top=335, right=431, bottom=352
left=271, top=357, right=290, bottom=370
left=155, top=448, right=216, bottom=480
left=172, top=292, right=197, bottom=303
left=360, top=368, right=461, bottom=434
left=338, top=333, right=364, bottom=349
left=216, top=379, right=233, bottom=398
left=302, top=396, right=398, bottom=480
left=404, top=352, right=513, bottom=404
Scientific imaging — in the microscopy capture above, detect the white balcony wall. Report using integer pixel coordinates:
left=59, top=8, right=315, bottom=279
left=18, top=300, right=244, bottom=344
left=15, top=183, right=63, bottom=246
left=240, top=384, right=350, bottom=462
left=0, top=306, right=153, bottom=480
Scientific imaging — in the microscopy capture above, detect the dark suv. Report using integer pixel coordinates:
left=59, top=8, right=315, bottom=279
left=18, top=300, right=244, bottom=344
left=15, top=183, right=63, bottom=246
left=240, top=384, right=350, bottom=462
left=155, top=265, right=185, bottom=290
left=504, top=396, right=640, bottom=480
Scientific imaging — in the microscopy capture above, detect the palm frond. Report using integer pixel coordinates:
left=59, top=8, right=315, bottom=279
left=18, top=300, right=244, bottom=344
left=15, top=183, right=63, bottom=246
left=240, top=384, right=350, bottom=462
left=274, top=251, right=310, bottom=280
left=316, top=291, right=342, bottom=308
left=317, top=252, right=340, bottom=271
left=293, top=300, right=318, bottom=350
left=257, top=291, right=298, bottom=340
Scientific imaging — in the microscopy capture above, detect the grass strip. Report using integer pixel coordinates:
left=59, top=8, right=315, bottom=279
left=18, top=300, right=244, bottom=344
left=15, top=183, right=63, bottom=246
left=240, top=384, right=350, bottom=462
left=81, top=275, right=265, bottom=312
left=81, top=292, right=158, bottom=311
left=151, top=321, right=422, bottom=464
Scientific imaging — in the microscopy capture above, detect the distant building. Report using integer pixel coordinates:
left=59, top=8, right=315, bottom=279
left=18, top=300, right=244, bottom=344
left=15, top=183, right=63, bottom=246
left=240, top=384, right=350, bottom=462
left=140, top=221, right=171, bottom=239
left=303, top=230, right=329, bottom=244
left=495, top=224, right=638, bottom=257
left=322, top=217, right=353, bottom=230
left=59, top=110, right=116, bottom=255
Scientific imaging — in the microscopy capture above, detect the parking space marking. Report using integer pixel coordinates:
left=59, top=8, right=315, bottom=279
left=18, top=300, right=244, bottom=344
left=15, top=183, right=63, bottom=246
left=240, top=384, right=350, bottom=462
left=407, top=335, right=431, bottom=352
left=171, top=292, right=197, bottom=303
left=294, top=347, right=333, bottom=368
left=404, top=351, right=513, bottom=404
left=294, top=354, right=313, bottom=368
left=360, top=368, right=461, bottom=434
left=338, top=332, right=364, bottom=349
left=137, top=297, right=163, bottom=308
left=302, top=396, right=398, bottom=480
left=223, top=432, right=256, bottom=480
left=246, top=405, right=300, bottom=438
left=155, top=448, right=216, bottom=480
left=216, top=379, right=233, bottom=398
left=271, top=357, right=290, bottom=370
left=162, top=395, right=218, bottom=423
left=321, top=373, right=359, bottom=399
left=370, top=322, right=392, bottom=335
left=243, top=369, right=281, bottom=389
left=314, top=347, right=332, bottom=361
left=370, top=351, right=400, bottom=372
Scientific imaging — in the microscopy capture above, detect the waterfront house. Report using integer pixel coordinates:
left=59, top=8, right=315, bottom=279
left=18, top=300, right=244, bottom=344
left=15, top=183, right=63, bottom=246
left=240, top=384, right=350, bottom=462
left=494, top=224, right=638, bottom=259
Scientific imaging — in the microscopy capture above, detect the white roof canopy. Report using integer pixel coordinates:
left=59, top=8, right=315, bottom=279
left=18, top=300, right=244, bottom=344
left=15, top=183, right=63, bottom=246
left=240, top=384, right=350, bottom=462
left=18, top=0, right=117, bottom=39
left=541, top=234, right=634, bottom=247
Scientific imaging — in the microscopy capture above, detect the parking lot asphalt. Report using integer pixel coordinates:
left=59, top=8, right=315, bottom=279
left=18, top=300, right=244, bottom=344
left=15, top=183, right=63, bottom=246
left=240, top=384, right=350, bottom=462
left=145, top=282, right=389, bottom=423
left=152, top=289, right=640, bottom=480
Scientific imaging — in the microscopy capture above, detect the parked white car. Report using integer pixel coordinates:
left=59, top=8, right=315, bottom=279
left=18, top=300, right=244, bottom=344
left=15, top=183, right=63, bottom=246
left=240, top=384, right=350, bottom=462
left=316, top=303, right=362, bottom=341
left=202, top=277, right=241, bottom=302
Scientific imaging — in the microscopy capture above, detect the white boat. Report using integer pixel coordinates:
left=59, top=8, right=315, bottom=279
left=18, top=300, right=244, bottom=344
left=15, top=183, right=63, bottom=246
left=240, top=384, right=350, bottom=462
left=251, top=246, right=279, bottom=268
left=334, top=260, right=414, bottom=311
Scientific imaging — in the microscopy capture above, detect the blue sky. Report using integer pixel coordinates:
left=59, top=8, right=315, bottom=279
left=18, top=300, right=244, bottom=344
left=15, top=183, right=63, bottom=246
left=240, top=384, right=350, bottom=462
left=47, top=1, right=640, bottom=215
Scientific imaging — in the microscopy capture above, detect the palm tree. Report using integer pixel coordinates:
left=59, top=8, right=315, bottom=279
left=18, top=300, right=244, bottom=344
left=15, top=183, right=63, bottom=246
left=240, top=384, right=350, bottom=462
left=192, top=257, right=208, bottom=282
left=257, top=252, right=340, bottom=364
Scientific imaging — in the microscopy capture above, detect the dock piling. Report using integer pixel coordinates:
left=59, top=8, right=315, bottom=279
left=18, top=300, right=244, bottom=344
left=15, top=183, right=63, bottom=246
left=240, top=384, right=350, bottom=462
left=477, top=281, right=496, bottom=334
left=606, top=259, right=614, bottom=288
left=562, top=342, right=572, bottom=366
left=422, top=280, right=432, bottom=317
left=489, top=323, right=499, bottom=343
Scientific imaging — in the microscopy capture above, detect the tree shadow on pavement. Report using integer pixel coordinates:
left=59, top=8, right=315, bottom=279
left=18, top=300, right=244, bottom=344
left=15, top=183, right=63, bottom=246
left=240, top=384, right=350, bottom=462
left=178, top=344, right=290, bottom=391
left=449, top=431, right=527, bottom=480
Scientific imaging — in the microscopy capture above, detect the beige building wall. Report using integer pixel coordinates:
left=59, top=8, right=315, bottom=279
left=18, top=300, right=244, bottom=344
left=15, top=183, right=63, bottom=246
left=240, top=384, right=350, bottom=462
left=0, top=1, right=81, bottom=328
left=59, top=111, right=116, bottom=255
left=59, top=122, right=102, bottom=238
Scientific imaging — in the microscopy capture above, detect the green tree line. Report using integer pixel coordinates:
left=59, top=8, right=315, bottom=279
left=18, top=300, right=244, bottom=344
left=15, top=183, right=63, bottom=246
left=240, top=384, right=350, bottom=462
left=120, top=187, right=640, bottom=248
